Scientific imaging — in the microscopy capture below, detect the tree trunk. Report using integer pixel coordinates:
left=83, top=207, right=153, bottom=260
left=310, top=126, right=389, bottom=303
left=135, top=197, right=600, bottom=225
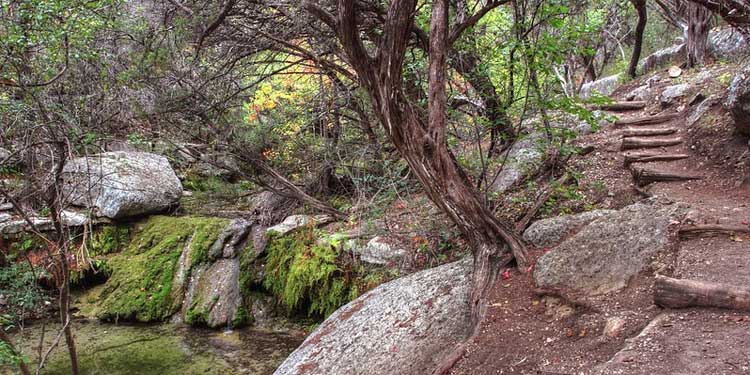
left=686, top=2, right=711, bottom=67
left=628, top=0, right=647, bottom=78
left=684, top=0, right=750, bottom=39
left=324, top=0, right=526, bottom=329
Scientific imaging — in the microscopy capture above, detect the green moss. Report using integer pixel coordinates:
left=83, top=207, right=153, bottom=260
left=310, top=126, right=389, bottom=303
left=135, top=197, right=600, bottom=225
left=88, top=225, right=130, bottom=256
left=231, top=306, right=251, bottom=328
left=93, top=216, right=229, bottom=322
left=263, top=229, right=359, bottom=317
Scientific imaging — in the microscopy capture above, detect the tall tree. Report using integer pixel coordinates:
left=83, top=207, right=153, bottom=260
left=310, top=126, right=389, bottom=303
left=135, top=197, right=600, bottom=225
left=303, top=0, right=527, bottom=330
left=685, top=1, right=712, bottom=67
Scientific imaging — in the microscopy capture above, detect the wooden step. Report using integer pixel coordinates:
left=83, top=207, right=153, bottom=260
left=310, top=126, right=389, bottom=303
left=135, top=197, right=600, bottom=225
left=614, top=113, right=678, bottom=126
left=631, top=166, right=702, bottom=186
left=623, top=152, right=689, bottom=165
left=596, top=101, right=647, bottom=111
left=622, top=127, right=679, bottom=137
left=621, top=136, right=683, bottom=150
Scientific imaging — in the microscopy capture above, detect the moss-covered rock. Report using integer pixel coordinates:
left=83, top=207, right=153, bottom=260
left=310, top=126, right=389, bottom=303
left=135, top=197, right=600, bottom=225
left=93, top=216, right=229, bottom=322
left=263, top=229, right=361, bottom=317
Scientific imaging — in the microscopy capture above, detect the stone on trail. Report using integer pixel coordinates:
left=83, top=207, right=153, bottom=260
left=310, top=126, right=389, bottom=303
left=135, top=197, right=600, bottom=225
left=534, top=199, right=688, bottom=295
left=61, top=152, right=183, bottom=219
left=274, top=258, right=473, bottom=375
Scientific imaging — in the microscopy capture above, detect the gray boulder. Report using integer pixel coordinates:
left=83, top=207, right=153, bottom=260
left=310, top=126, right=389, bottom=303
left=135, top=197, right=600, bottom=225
left=660, top=84, right=691, bottom=107
left=523, top=209, right=615, bottom=248
left=489, top=132, right=544, bottom=193
left=580, top=74, right=621, bottom=99
left=356, top=236, right=407, bottom=265
left=727, top=65, right=750, bottom=135
left=208, top=219, right=252, bottom=259
left=61, top=152, right=182, bottom=219
left=275, top=258, right=473, bottom=375
left=183, top=258, right=242, bottom=328
left=639, top=44, right=686, bottom=75
left=534, top=200, right=687, bottom=295
left=708, top=27, right=748, bottom=60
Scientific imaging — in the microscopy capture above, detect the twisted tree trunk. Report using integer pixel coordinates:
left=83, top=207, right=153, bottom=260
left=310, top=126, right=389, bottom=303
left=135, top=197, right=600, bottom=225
left=305, top=0, right=526, bottom=328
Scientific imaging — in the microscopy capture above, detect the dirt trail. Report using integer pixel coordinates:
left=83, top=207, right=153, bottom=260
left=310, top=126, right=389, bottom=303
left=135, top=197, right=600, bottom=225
left=451, top=69, right=750, bottom=375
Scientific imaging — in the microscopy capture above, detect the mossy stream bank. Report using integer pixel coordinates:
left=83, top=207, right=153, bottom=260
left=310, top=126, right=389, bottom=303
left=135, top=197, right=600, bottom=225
left=3, top=320, right=303, bottom=375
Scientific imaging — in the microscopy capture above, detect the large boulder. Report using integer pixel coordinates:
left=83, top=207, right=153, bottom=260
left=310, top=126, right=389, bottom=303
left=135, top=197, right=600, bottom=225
left=275, top=258, right=473, bottom=375
left=708, top=27, right=748, bottom=60
left=639, top=44, right=686, bottom=75
left=580, top=74, right=621, bottom=99
left=727, top=65, right=750, bottom=135
left=534, top=200, right=687, bottom=295
left=62, top=152, right=182, bottom=219
left=523, top=209, right=615, bottom=248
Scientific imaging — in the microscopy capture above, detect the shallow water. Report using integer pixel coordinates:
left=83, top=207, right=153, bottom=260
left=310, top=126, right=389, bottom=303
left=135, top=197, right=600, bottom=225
left=3, top=320, right=304, bottom=375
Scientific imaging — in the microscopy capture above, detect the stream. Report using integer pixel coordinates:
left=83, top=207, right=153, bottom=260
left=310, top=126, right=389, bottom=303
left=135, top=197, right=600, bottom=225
left=3, top=320, right=304, bottom=375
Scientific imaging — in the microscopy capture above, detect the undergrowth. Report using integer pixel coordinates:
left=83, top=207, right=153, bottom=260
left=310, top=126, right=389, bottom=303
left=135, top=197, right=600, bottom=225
left=264, top=229, right=360, bottom=317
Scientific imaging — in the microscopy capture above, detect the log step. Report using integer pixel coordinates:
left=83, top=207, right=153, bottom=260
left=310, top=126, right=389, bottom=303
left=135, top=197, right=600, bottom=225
left=614, top=113, right=679, bottom=126
left=631, top=166, right=702, bottom=186
left=622, top=127, right=679, bottom=137
left=655, top=275, right=750, bottom=311
left=621, top=136, right=683, bottom=150
left=679, top=224, right=750, bottom=240
left=624, top=152, right=689, bottom=165
left=596, top=101, right=647, bottom=111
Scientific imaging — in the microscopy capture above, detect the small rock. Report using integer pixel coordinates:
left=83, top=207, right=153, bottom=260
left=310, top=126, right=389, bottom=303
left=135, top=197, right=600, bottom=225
left=355, top=236, right=407, bottom=265
left=266, top=214, right=335, bottom=236
left=603, top=317, right=627, bottom=338
left=668, top=66, right=682, bottom=78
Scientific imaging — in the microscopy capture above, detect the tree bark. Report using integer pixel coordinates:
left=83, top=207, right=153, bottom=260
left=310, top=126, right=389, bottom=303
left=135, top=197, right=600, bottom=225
left=628, top=0, right=647, bottom=78
left=317, top=0, right=526, bottom=330
left=655, top=275, right=750, bottom=310
left=686, top=2, right=711, bottom=67
left=684, top=0, right=750, bottom=39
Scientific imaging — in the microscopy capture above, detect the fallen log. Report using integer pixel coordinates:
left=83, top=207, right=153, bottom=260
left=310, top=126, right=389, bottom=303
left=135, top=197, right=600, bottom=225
left=631, top=166, right=702, bottom=185
left=623, top=152, right=689, bottom=165
left=622, top=127, right=679, bottom=137
left=614, top=113, right=679, bottom=126
left=596, top=101, right=647, bottom=111
left=621, top=136, right=683, bottom=150
left=678, top=224, right=750, bottom=239
left=654, top=275, right=750, bottom=311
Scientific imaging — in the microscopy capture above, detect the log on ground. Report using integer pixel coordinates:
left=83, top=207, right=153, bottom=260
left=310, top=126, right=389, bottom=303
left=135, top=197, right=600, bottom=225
left=654, top=275, right=750, bottom=311
left=621, top=137, right=683, bottom=150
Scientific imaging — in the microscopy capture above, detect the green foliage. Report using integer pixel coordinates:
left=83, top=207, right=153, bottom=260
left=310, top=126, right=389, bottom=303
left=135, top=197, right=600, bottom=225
left=0, top=334, right=28, bottom=368
left=0, top=260, right=46, bottom=326
left=88, top=225, right=130, bottom=256
left=264, top=230, right=359, bottom=317
left=94, top=216, right=229, bottom=322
